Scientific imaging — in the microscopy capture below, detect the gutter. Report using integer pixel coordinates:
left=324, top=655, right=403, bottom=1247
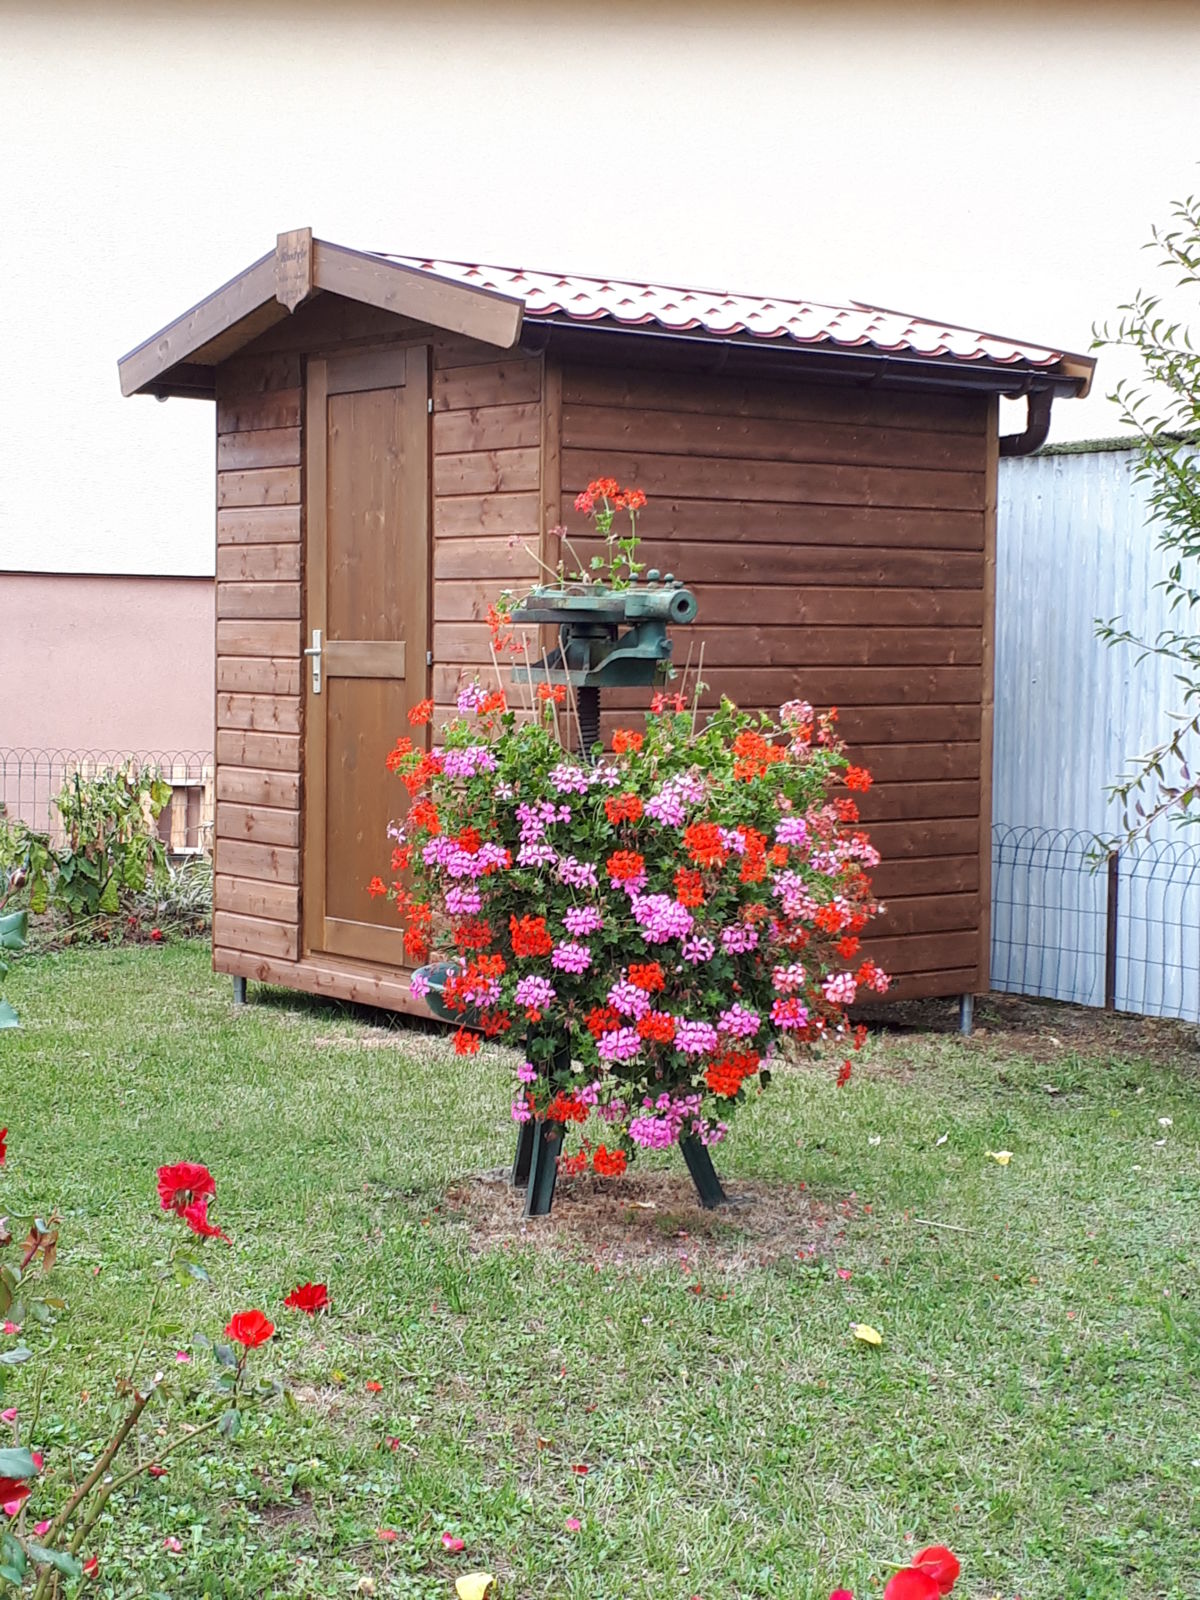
left=999, top=388, right=1054, bottom=457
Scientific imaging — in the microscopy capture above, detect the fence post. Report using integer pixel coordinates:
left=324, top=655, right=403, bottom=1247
left=1104, top=849, right=1120, bottom=1011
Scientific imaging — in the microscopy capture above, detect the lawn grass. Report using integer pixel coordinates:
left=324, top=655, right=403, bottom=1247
left=1, top=941, right=1197, bottom=1599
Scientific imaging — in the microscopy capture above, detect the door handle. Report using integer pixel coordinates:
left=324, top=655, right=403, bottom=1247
left=304, top=628, right=322, bottom=694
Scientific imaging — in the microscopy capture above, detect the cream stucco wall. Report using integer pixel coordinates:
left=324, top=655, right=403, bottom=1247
left=3, top=1, right=1200, bottom=577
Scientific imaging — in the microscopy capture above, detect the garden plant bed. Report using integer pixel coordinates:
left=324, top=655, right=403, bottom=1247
left=0, top=942, right=1196, bottom=1599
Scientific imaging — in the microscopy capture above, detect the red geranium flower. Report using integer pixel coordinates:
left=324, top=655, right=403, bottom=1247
left=650, top=689, right=686, bottom=713
left=386, top=735, right=414, bottom=773
left=604, top=792, right=643, bottom=825
left=408, top=697, right=435, bottom=726
left=883, top=1569, right=941, bottom=1600
left=157, top=1162, right=216, bottom=1215
left=225, top=1309, right=275, bottom=1349
left=912, top=1547, right=960, bottom=1595
left=592, top=1145, right=627, bottom=1177
left=627, top=962, right=664, bottom=992
left=636, top=1011, right=676, bottom=1044
left=844, top=765, right=873, bottom=793
left=284, top=1282, right=329, bottom=1316
left=606, top=850, right=645, bottom=883
left=509, top=913, right=553, bottom=958
left=673, top=868, right=705, bottom=907
left=585, top=1004, right=621, bottom=1037
left=452, top=1026, right=480, bottom=1056
left=612, top=729, right=643, bottom=755
left=683, top=822, right=726, bottom=868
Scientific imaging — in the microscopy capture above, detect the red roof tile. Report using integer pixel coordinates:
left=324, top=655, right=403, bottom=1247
left=386, top=255, right=1073, bottom=373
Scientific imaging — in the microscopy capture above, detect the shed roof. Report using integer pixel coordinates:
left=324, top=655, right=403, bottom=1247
left=386, top=254, right=1090, bottom=384
left=118, top=228, right=1095, bottom=400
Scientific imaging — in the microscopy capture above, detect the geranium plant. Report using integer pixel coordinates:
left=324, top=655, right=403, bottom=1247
left=380, top=502, right=889, bottom=1173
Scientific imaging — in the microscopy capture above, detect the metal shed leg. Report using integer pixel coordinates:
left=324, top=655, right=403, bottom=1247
left=232, top=976, right=247, bottom=1007
left=958, top=992, right=974, bottom=1036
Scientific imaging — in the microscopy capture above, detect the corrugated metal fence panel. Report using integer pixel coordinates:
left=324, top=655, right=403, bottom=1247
left=994, top=445, right=1187, bottom=840
left=992, top=446, right=1200, bottom=1015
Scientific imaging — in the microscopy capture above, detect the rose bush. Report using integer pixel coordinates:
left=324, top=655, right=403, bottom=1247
left=0, top=1140, right=287, bottom=1593
left=383, top=656, right=889, bottom=1171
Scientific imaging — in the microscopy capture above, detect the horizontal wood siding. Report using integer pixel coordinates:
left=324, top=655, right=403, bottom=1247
left=213, top=353, right=305, bottom=972
left=559, top=364, right=992, bottom=997
left=431, top=347, right=544, bottom=722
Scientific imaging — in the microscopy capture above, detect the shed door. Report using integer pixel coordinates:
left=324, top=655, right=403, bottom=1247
left=303, top=345, right=430, bottom=965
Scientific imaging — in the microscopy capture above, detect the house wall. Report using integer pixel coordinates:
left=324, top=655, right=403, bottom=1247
left=0, top=572, right=214, bottom=754
left=8, top=3, right=1200, bottom=584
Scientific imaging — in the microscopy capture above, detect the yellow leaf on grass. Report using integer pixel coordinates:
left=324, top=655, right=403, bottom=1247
left=986, top=1150, right=1013, bottom=1166
left=456, top=1577, right=495, bottom=1600
left=852, top=1322, right=883, bottom=1346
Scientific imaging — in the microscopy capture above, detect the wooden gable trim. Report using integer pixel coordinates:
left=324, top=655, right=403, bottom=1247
left=311, top=243, right=524, bottom=348
left=119, top=251, right=279, bottom=397
left=119, top=231, right=526, bottom=398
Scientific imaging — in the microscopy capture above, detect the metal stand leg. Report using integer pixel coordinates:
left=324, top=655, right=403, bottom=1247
left=524, top=1120, right=565, bottom=1217
left=232, top=976, right=247, bottom=1006
left=511, top=1120, right=535, bottom=1186
left=680, top=1134, right=727, bottom=1209
left=959, top=992, right=975, bottom=1036
left=577, top=686, right=601, bottom=760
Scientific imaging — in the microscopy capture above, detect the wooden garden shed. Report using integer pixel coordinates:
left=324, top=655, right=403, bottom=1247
left=118, top=229, right=1093, bottom=1014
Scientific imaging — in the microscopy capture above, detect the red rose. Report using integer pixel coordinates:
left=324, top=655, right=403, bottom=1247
left=0, top=1477, right=31, bottom=1511
left=883, top=1570, right=941, bottom=1600
left=181, top=1197, right=230, bottom=1244
left=157, top=1162, right=216, bottom=1215
left=225, top=1309, right=274, bottom=1349
left=284, top=1282, right=329, bottom=1316
left=912, top=1547, right=960, bottom=1595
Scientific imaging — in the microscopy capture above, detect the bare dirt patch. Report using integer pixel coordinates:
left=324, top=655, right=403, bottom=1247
left=253, top=1488, right=317, bottom=1531
left=858, top=989, right=1200, bottom=1070
left=443, top=1166, right=850, bottom=1274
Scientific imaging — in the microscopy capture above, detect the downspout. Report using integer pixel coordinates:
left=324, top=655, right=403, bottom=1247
left=999, top=387, right=1054, bottom=456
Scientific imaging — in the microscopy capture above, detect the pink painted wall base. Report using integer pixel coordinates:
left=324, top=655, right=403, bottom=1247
left=0, top=573, right=214, bottom=753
